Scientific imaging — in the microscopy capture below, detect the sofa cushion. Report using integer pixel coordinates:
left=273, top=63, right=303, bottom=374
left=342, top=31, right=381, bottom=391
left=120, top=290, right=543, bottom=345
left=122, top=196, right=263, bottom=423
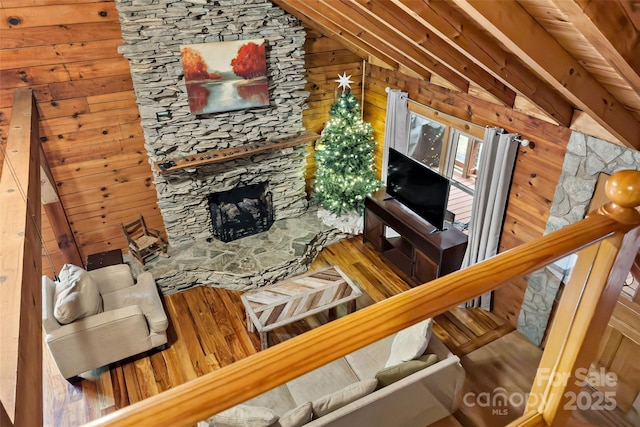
left=273, top=402, right=312, bottom=427
left=88, top=264, right=134, bottom=293
left=385, top=318, right=433, bottom=367
left=375, top=353, right=439, bottom=388
left=53, top=263, right=103, bottom=324
left=286, top=358, right=359, bottom=405
left=244, top=385, right=297, bottom=417
left=101, top=278, right=167, bottom=333
left=311, top=379, right=378, bottom=418
left=201, top=405, right=278, bottom=427
left=344, top=333, right=395, bottom=380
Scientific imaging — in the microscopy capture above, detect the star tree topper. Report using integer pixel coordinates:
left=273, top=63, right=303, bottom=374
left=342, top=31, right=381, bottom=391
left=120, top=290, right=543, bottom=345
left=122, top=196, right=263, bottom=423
left=335, top=72, right=353, bottom=92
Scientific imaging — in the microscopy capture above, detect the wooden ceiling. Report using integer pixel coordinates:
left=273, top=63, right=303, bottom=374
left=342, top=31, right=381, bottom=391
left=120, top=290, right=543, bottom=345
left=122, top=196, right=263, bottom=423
left=273, top=0, right=640, bottom=150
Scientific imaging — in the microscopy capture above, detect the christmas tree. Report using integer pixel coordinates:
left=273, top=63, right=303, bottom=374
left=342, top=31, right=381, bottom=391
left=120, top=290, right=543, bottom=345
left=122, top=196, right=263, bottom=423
left=312, top=74, right=380, bottom=215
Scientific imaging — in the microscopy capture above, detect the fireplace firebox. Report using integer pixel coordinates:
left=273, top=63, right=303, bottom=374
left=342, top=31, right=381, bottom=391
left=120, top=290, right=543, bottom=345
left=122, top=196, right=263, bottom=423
left=207, top=182, right=274, bottom=243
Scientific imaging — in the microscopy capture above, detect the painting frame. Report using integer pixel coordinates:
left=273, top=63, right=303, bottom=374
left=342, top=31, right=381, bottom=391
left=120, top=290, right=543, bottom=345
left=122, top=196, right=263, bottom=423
left=180, top=39, right=269, bottom=115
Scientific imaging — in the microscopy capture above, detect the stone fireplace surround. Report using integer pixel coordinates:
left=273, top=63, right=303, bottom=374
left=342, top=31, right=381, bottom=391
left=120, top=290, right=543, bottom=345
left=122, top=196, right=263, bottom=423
left=113, top=0, right=345, bottom=292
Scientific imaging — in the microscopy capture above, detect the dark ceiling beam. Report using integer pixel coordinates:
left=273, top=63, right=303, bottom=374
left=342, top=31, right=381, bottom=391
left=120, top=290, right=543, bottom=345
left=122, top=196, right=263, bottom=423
left=551, top=0, right=640, bottom=95
left=452, top=0, right=640, bottom=150
left=393, top=0, right=574, bottom=127
left=329, top=0, right=470, bottom=92
left=347, top=0, right=516, bottom=106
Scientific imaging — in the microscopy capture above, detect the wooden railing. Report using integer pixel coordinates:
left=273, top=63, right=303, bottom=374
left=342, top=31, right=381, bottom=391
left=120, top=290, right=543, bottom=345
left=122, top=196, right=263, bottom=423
left=85, top=170, right=640, bottom=427
left=0, top=89, right=43, bottom=427
left=1, top=89, right=83, bottom=427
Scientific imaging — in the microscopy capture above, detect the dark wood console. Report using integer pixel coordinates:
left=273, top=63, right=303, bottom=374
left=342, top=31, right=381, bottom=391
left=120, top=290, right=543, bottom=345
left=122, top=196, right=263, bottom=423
left=363, top=187, right=468, bottom=286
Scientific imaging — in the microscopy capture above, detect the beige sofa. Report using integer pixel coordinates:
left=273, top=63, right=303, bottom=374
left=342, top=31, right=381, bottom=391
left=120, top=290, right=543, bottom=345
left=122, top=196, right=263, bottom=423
left=42, top=264, right=169, bottom=379
left=200, top=330, right=465, bottom=427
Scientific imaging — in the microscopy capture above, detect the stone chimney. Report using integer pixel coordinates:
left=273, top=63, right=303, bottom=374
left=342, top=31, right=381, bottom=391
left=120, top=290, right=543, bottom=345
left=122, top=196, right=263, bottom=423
left=114, top=0, right=310, bottom=246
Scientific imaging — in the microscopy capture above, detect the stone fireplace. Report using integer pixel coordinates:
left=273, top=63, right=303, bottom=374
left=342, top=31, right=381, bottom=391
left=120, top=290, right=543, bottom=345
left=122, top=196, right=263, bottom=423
left=113, top=0, right=310, bottom=244
left=156, top=148, right=308, bottom=246
left=113, top=1, right=347, bottom=293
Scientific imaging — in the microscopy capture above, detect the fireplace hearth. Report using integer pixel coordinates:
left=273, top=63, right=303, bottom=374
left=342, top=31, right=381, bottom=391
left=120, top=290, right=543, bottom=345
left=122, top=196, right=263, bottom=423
left=125, top=208, right=353, bottom=295
left=208, top=182, right=274, bottom=243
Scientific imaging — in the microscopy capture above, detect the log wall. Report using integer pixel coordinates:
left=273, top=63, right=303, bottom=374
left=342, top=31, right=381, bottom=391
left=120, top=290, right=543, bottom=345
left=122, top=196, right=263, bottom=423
left=0, top=0, right=162, bottom=277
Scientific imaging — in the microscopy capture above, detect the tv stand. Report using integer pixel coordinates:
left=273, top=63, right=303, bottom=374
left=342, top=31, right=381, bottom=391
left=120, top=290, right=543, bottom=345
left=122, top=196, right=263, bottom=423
left=363, top=187, right=468, bottom=286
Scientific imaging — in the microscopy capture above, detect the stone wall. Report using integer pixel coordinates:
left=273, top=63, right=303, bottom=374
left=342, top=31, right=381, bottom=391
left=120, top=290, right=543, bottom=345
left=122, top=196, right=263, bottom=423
left=518, top=133, right=640, bottom=346
left=114, top=0, right=310, bottom=246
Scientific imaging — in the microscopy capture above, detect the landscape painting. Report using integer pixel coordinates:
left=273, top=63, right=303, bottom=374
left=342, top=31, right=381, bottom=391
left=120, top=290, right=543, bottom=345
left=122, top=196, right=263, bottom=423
left=180, top=39, right=269, bottom=115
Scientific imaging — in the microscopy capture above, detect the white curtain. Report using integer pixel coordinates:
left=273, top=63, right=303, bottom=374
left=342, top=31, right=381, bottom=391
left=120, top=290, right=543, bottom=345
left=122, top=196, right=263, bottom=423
left=462, top=127, right=519, bottom=310
left=381, top=89, right=409, bottom=182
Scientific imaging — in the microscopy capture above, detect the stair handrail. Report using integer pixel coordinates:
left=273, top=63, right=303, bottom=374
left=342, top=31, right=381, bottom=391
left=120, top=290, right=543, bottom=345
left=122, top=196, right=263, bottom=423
left=0, top=89, right=43, bottom=427
left=86, top=170, right=640, bottom=427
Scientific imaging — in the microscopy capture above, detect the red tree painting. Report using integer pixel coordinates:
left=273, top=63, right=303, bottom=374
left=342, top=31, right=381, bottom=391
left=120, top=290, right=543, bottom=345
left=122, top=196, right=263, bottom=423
left=181, top=47, right=221, bottom=81
left=180, top=39, right=268, bottom=114
left=231, top=41, right=266, bottom=79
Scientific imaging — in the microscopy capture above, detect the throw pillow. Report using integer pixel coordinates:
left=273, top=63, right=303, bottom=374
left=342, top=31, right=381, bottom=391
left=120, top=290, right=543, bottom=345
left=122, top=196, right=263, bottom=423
left=205, top=405, right=278, bottom=427
left=375, top=353, right=439, bottom=388
left=311, top=379, right=378, bottom=418
left=273, top=402, right=312, bottom=427
left=384, top=318, right=433, bottom=367
left=53, top=263, right=103, bottom=324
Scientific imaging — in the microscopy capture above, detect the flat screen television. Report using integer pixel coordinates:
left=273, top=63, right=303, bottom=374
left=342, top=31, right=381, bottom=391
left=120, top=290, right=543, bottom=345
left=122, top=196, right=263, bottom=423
left=386, top=148, right=451, bottom=231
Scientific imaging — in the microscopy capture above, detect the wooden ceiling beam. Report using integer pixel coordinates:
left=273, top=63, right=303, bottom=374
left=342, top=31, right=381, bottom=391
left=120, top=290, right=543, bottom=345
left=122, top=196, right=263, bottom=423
left=329, top=0, right=471, bottom=93
left=394, top=0, right=574, bottom=127
left=273, top=0, right=380, bottom=65
left=39, top=145, right=83, bottom=267
left=551, top=0, right=640, bottom=94
left=452, top=0, right=640, bottom=150
left=348, top=0, right=515, bottom=106
left=292, top=0, right=440, bottom=85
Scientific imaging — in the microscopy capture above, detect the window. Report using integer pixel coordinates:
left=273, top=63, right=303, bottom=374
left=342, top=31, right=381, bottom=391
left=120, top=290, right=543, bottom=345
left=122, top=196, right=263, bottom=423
left=406, top=111, right=483, bottom=230
left=622, top=271, right=638, bottom=300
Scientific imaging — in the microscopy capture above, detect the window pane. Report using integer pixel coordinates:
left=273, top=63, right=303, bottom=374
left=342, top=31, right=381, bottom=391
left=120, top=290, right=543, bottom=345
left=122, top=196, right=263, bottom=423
left=406, top=111, right=483, bottom=233
left=407, top=114, right=446, bottom=172
left=451, top=133, right=481, bottom=193
left=622, top=271, right=638, bottom=299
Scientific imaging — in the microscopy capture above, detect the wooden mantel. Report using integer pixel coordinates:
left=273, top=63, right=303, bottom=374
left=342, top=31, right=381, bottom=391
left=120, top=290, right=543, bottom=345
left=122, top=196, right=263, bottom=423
left=153, top=131, right=319, bottom=175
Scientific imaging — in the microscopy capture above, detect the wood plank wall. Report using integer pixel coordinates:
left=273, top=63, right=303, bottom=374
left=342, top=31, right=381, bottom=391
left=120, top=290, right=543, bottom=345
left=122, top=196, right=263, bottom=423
left=363, top=65, right=572, bottom=325
left=0, top=0, right=163, bottom=278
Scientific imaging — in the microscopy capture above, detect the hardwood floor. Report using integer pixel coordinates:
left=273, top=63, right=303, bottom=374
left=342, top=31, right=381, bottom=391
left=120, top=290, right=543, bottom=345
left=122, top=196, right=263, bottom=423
left=454, top=331, right=543, bottom=427
left=42, top=236, right=514, bottom=426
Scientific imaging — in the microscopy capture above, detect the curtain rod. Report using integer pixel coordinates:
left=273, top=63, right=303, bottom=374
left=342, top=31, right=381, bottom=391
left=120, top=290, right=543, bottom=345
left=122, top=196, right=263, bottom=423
left=385, top=87, right=534, bottom=147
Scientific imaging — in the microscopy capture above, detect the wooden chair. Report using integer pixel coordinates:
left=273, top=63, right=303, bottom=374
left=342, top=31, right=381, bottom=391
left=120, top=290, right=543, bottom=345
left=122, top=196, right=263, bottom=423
left=121, top=215, right=168, bottom=268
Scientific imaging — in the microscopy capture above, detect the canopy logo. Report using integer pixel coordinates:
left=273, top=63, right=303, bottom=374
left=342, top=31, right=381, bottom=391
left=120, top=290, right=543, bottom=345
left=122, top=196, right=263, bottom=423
left=462, top=367, right=618, bottom=416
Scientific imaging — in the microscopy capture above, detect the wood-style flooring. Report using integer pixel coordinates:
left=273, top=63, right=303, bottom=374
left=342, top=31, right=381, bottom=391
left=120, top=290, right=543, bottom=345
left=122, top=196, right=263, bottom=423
left=42, top=236, right=516, bottom=427
left=454, top=330, right=543, bottom=427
